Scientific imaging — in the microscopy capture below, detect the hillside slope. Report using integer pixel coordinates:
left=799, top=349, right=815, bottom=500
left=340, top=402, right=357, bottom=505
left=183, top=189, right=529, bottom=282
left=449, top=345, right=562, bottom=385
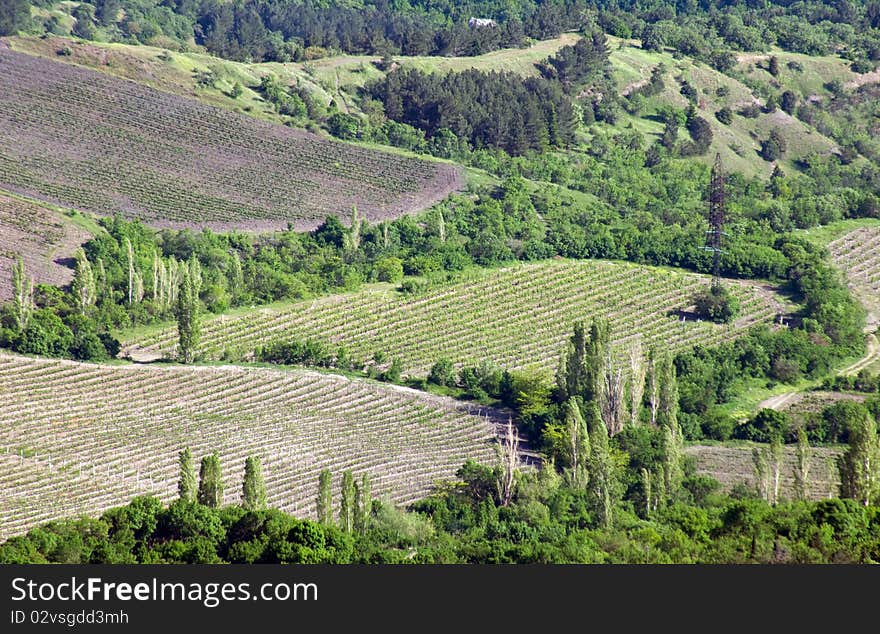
left=0, top=192, right=91, bottom=301
left=0, top=353, right=508, bottom=541
left=121, top=259, right=790, bottom=375
left=0, top=46, right=462, bottom=231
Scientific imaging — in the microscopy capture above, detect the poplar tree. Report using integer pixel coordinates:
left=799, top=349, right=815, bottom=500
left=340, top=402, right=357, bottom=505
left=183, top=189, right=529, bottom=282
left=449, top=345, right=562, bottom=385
left=95, top=258, right=107, bottom=304
left=586, top=402, right=616, bottom=528
left=563, top=397, right=590, bottom=488
left=838, top=412, right=880, bottom=506
left=228, top=251, right=244, bottom=305
left=355, top=473, right=372, bottom=535
left=345, top=206, right=361, bottom=252
left=640, top=467, right=652, bottom=517
left=646, top=347, right=660, bottom=426
left=316, top=469, right=332, bottom=525
left=339, top=470, right=355, bottom=533
left=584, top=319, right=610, bottom=404
left=792, top=427, right=812, bottom=501
left=496, top=417, right=520, bottom=506
left=657, top=350, right=679, bottom=430
left=628, top=339, right=646, bottom=426
left=242, top=456, right=267, bottom=511
left=71, top=248, right=96, bottom=315
left=753, top=447, right=770, bottom=502
left=599, top=343, right=627, bottom=436
left=769, top=435, right=784, bottom=505
left=556, top=321, right=587, bottom=402
left=11, top=257, right=33, bottom=331
left=125, top=237, right=135, bottom=305
left=662, top=423, right=684, bottom=502
left=152, top=251, right=161, bottom=304
left=197, top=452, right=224, bottom=508
left=178, top=447, right=197, bottom=502
left=176, top=262, right=201, bottom=363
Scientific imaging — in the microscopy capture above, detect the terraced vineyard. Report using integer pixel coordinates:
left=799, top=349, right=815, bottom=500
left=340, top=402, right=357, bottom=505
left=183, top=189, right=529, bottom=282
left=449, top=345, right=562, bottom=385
left=686, top=444, right=842, bottom=501
left=827, top=225, right=880, bottom=326
left=123, top=259, right=788, bottom=375
left=0, top=48, right=462, bottom=231
left=0, top=192, right=91, bottom=301
left=0, top=353, right=506, bottom=541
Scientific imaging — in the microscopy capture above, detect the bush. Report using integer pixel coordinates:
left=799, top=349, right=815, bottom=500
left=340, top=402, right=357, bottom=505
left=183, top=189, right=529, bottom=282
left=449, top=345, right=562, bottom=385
left=428, top=358, right=456, bottom=387
left=374, top=257, right=404, bottom=283
left=738, top=103, right=761, bottom=118
left=734, top=408, right=791, bottom=443
left=715, top=107, right=733, bottom=125
left=700, top=409, right=736, bottom=441
left=692, top=284, right=740, bottom=323
left=760, top=130, right=786, bottom=161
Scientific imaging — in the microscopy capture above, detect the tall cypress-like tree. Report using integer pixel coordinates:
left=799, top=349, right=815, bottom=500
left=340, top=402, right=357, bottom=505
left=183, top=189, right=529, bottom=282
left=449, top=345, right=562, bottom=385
left=339, top=470, right=355, bottom=533
left=228, top=251, right=244, bottom=305
left=792, top=428, right=812, bottom=501
left=178, top=447, right=197, bottom=502
left=176, top=261, right=201, bottom=363
left=556, top=321, right=587, bottom=402
left=125, top=237, right=135, bottom=306
left=242, top=456, right=267, bottom=511
left=11, top=257, right=33, bottom=332
left=197, top=452, right=224, bottom=508
left=354, top=473, right=372, bottom=535
left=584, top=319, right=610, bottom=405
left=563, top=397, right=590, bottom=488
left=657, top=350, right=679, bottom=430
left=316, top=469, right=332, bottom=525
left=71, top=248, right=96, bottom=316
left=662, top=423, right=684, bottom=502
left=628, top=339, right=646, bottom=427
left=586, top=402, right=616, bottom=529
left=838, top=412, right=880, bottom=506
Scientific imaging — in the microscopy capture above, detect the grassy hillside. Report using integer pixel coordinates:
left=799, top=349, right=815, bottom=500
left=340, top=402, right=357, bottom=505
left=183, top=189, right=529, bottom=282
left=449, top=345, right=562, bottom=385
left=0, top=353, right=506, bottom=541
left=606, top=39, right=849, bottom=178
left=0, top=192, right=92, bottom=301
left=0, top=46, right=461, bottom=231
left=7, top=35, right=331, bottom=124
left=121, top=259, right=790, bottom=375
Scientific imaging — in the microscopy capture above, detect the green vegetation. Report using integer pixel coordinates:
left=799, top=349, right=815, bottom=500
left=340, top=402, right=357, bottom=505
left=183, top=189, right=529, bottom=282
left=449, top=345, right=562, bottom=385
left=122, top=259, right=783, bottom=375
left=4, top=0, right=880, bottom=565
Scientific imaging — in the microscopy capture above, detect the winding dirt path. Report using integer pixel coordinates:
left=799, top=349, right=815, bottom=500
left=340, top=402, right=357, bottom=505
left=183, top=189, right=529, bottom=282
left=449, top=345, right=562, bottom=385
left=840, top=333, right=879, bottom=376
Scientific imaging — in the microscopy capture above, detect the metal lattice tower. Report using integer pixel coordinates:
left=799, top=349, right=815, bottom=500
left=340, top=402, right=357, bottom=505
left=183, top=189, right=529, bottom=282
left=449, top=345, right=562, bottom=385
left=705, top=153, right=726, bottom=289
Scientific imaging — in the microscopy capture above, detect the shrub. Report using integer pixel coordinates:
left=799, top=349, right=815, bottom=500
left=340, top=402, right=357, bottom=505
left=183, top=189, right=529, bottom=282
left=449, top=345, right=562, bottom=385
left=374, top=257, right=404, bottom=283
left=692, top=284, right=740, bottom=323
left=428, top=358, right=456, bottom=387
left=715, top=107, right=733, bottom=125
left=734, top=408, right=791, bottom=443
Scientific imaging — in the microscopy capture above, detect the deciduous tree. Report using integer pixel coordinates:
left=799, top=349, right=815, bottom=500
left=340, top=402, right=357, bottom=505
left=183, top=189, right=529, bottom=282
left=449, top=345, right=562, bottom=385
left=242, top=456, right=266, bottom=511
left=197, top=452, right=224, bottom=508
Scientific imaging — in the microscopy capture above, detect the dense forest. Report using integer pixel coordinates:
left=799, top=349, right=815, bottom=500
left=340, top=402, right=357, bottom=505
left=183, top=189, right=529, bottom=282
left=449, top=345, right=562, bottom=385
left=12, top=0, right=880, bottom=63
